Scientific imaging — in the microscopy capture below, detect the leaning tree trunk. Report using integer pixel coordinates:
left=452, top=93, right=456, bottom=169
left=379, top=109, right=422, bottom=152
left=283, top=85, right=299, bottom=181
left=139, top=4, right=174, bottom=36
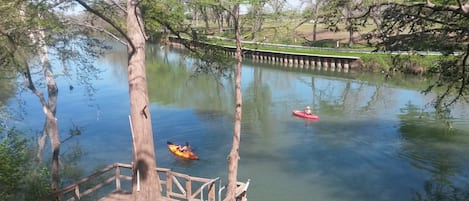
left=127, top=0, right=162, bottom=200
left=19, top=7, right=60, bottom=192
left=39, top=36, right=60, bottom=192
left=224, top=4, right=242, bottom=201
left=32, top=29, right=61, bottom=192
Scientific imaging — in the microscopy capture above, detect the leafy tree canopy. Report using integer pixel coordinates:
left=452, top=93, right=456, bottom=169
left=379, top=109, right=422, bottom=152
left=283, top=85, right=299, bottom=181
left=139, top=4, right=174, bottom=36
left=362, top=0, right=469, bottom=112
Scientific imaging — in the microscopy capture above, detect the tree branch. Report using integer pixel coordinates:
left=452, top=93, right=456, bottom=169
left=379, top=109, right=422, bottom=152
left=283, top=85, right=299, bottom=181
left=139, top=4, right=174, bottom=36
left=431, top=0, right=469, bottom=13
left=74, top=21, right=128, bottom=46
left=74, top=0, right=136, bottom=55
left=134, top=1, right=148, bottom=40
left=412, top=1, right=468, bottom=16
left=109, top=0, right=127, bottom=13
left=19, top=53, right=57, bottom=121
left=450, top=43, right=469, bottom=105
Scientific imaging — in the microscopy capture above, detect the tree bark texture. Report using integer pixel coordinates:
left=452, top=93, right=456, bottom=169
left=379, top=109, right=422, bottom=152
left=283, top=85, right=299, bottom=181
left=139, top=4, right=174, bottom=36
left=30, top=28, right=61, bottom=192
left=127, top=0, right=162, bottom=200
left=38, top=30, right=61, bottom=192
left=224, top=4, right=242, bottom=201
left=19, top=6, right=60, bottom=191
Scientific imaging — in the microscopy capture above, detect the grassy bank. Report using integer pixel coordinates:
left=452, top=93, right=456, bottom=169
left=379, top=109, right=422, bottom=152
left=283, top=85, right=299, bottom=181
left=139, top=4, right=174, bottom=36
left=188, top=18, right=444, bottom=73
left=205, top=37, right=441, bottom=73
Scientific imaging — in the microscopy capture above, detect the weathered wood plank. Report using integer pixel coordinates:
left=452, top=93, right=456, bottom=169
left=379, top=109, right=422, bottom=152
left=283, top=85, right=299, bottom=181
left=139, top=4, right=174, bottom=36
left=46, top=163, right=249, bottom=201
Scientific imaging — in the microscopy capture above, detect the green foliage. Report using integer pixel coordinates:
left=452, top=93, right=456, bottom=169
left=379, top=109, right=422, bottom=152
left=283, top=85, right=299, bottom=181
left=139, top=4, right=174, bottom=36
left=371, top=1, right=469, bottom=110
left=22, top=167, right=51, bottom=201
left=142, top=0, right=190, bottom=40
left=0, top=128, right=51, bottom=201
left=0, top=128, right=28, bottom=200
left=0, top=71, right=16, bottom=108
left=302, top=39, right=338, bottom=48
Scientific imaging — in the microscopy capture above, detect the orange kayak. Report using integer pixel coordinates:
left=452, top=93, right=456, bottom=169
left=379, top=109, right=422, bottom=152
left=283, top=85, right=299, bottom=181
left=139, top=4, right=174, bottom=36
left=167, top=141, right=199, bottom=160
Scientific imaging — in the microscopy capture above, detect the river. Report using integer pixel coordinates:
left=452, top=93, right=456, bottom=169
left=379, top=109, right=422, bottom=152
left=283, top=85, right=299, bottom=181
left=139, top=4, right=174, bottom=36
left=6, top=43, right=469, bottom=201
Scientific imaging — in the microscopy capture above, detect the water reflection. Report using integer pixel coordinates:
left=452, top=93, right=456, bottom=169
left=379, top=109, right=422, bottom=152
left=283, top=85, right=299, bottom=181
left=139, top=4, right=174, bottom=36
left=412, top=181, right=469, bottom=201
left=146, top=48, right=233, bottom=112
left=6, top=42, right=469, bottom=201
left=142, top=44, right=469, bottom=201
left=0, top=70, right=17, bottom=126
left=397, top=102, right=469, bottom=200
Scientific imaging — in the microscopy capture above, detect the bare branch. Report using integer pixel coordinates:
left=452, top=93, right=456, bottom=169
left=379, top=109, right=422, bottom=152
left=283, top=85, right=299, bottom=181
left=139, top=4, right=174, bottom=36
left=109, top=0, right=127, bottom=13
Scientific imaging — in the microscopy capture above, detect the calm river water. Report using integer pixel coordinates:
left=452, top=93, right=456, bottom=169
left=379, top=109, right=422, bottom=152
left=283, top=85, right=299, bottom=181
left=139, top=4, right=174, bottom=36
left=7, top=44, right=469, bottom=201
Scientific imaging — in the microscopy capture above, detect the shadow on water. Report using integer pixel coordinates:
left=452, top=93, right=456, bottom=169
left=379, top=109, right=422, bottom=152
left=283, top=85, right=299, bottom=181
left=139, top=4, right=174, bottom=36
left=412, top=180, right=469, bottom=201
left=395, top=103, right=469, bottom=201
left=170, top=158, right=197, bottom=168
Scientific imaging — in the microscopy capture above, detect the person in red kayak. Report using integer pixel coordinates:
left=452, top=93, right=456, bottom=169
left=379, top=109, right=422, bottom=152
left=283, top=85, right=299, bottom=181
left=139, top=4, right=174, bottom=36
left=304, top=106, right=312, bottom=115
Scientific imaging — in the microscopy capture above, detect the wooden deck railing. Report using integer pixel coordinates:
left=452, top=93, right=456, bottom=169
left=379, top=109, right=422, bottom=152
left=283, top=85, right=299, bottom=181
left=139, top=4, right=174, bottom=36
left=43, top=163, right=248, bottom=201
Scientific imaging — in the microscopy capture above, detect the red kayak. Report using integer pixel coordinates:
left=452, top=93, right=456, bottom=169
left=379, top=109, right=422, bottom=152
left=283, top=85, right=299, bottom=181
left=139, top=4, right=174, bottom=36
left=167, top=141, right=199, bottom=160
left=292, top=110, right=319, bottom=120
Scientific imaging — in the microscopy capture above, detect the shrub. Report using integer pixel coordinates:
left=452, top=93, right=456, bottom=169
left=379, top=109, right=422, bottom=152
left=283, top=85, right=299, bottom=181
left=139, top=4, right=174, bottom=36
left=0, top=128, right=50, bottom=201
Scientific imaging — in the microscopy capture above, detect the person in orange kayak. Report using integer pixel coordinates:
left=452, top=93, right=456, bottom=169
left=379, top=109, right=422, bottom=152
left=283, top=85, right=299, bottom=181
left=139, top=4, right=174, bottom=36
left=304, top=106, right=312, bottom=115
left=178, top=142, right=191, bottom=152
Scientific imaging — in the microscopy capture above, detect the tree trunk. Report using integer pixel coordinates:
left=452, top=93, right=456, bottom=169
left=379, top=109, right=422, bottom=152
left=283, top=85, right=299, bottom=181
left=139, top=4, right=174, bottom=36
left=38, top=30, right=61, bottom=192
left=202, top=7, right=210, bottom=31
left=192, top=9, right=199, bottom=26
left=312, top=2, right=319, bottom=42
left=126, top=0, right=162, bottom=200
left=348, top=22, right=354, bottom=48
left=250, top=2, right=265, bottom=41
left=230, top=6, right=238, bottom=30
left=19, top=6, right=60, bottom=191
left=217, top=11, right=224, bottom=33
left=348, top=25, right=354, bottom=48
left=346, top=10, right=354, bottom=48
left=225, top=9, right=232, bottom=29
left=224, top=4, right=242, bottom=201
left=213, top=7, right=224, bottom=33
left=312, top=20, right=317, bottom=42
left=31, top=29, right=61, bottom=192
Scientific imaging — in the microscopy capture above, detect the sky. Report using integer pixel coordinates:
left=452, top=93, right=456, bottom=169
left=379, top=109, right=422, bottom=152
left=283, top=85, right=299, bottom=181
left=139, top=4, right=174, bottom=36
left=240, top=0, right=306, bottom=14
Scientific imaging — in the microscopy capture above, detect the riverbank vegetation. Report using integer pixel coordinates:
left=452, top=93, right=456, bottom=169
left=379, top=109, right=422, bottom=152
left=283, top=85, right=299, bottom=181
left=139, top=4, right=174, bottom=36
left=148, top=0, right=467, bottom=112
left=180, top=9, right=449, bottom=75
left=0, top=128, right=50, bottom=201
left=205, top=36, right=441, bottom=73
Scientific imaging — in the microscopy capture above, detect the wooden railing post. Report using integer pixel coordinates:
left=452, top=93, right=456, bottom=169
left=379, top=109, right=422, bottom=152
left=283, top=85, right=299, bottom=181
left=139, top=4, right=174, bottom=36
left=185, top=178, right=191, bottom=200
left=208, top=182, right=216, bottom=201
left=45, top=163, right=244, bottom=201
left=115, top=166, right=121, bottom=191
left=166, top=171, right=172, bottom=198
left=74, top=186, right=80, bottom=200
